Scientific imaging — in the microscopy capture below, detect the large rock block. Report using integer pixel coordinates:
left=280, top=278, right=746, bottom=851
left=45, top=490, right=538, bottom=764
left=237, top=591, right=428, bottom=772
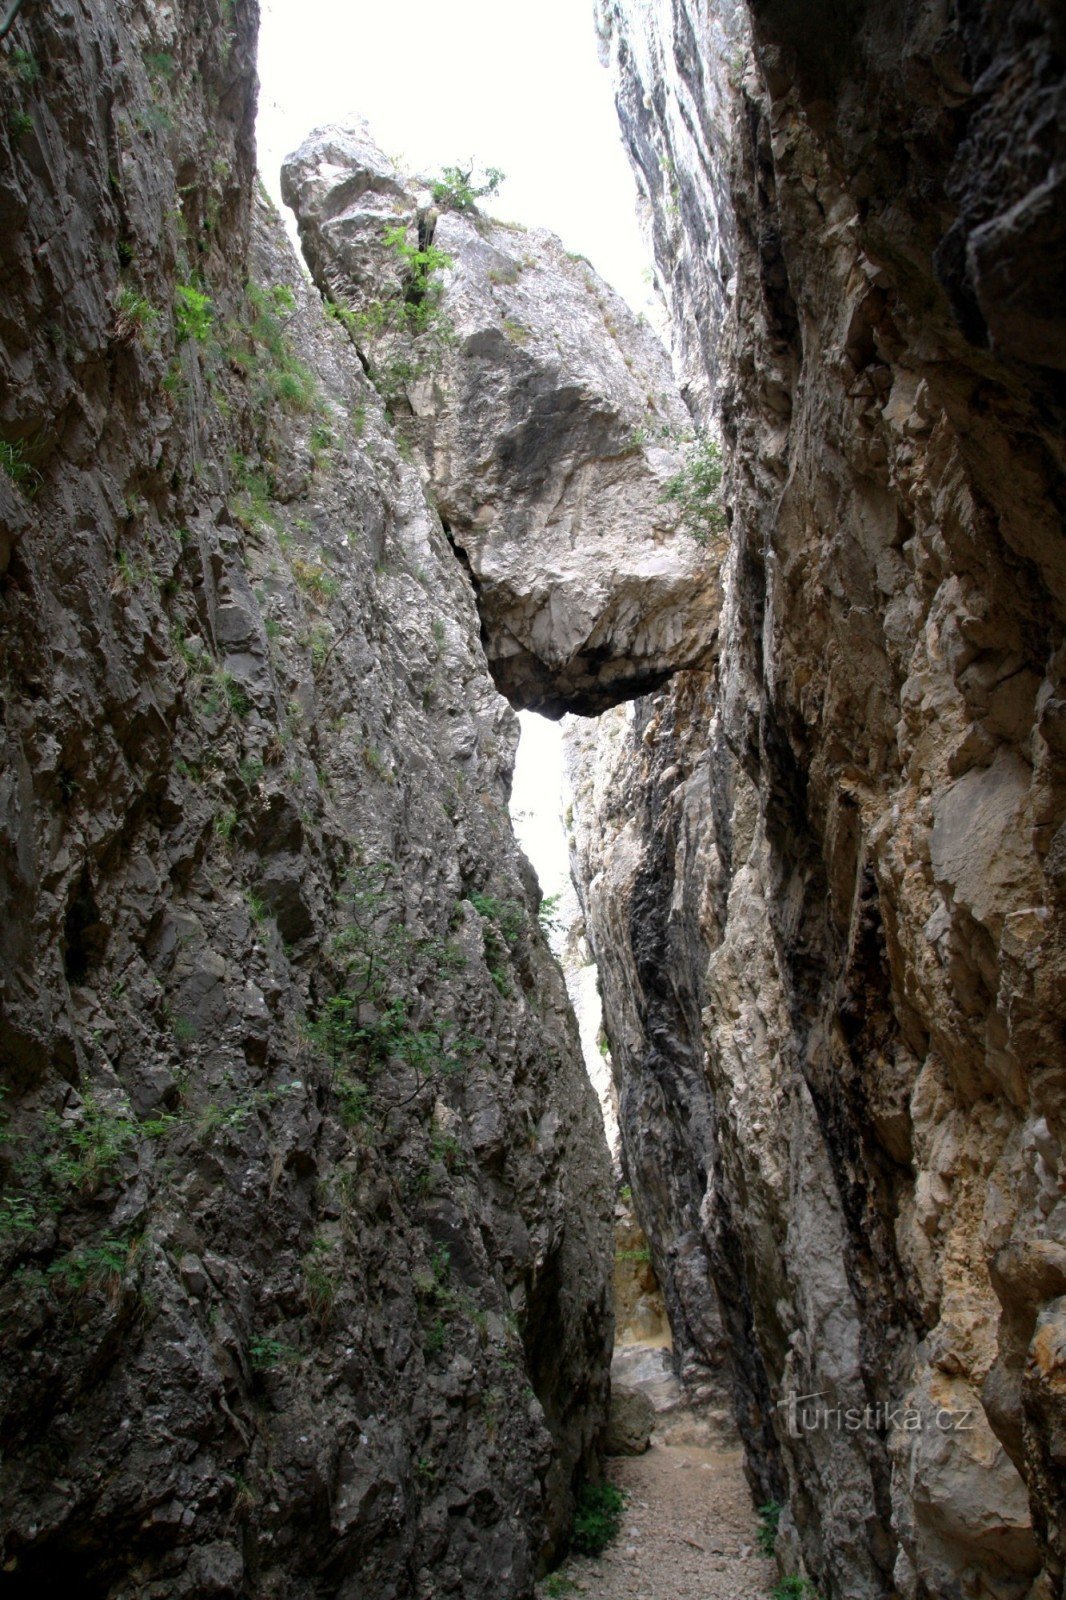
left=283, top=126, right=721, bottom=716
left=605, top=1384, right=656, bottom=1455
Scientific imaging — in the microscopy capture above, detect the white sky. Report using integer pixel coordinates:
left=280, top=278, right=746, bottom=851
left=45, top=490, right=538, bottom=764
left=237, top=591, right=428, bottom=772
left=256, top=0, right=650, bottom=889
left=511, top=711, right=569, bottom=899
left=256, top=0, right=654, bottom=312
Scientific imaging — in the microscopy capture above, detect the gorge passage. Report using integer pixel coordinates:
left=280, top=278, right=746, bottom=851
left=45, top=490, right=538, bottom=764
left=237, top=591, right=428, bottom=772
left=0, top=3, right=1063, bottom=1600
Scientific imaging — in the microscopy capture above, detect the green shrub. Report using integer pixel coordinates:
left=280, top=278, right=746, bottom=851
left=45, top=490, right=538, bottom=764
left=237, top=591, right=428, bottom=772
left=144, top=51, right=175, bottom=83
left=537, top=890, right=562, bottom=932
left=268, top=283, right=296, bottom=314
left=10, top=49, right=40, bottom=86
left=249, top=1336, right=298, bottom=1371
left=44, top=1093, right=137, bottom=1195
left=292, top=555, right=340, bottom=603
left=757, top=1500, right=782, bottom=1556
left=309, top=865, right=479, bottom=1113
left=230, top=281, right=321, bottom=415
left=469, top=892, right=524, bottom=946
left=116, top=291, right=160, bottom=347
left=0, top=1194, right=37, bottom=1237
left=431, top=162, right=505, bottom=213
left=336, top=1077, right=369, bottom=1127
left=660, top=432, right=727, bottom=545
left=571, top=1480, right=625, bottom=1556
left=214, top=808, right=238, bottom=841
left=327, top=223, right=457, bottom=403
left=270, top=362, right=317, bottom=412
left=303, top=1237, right=338, bottom=1327
left=771, top=1579, right=820, bottom=1600
left=220, top=671, right=250, bottom=717
left=47, top=1236, right=131, bottom=1290
left=175, top=284, right=214, bottom=343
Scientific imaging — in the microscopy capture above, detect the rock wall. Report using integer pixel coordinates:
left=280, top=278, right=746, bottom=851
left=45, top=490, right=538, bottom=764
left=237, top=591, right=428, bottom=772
left=0, top=4, right=614, bottom=1595
left=581, top=2, right=1066, bottom=1597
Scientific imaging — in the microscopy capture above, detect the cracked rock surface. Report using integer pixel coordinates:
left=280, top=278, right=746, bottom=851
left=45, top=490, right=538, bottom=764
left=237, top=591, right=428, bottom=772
left=282, top=124, right=720, bottom=718
left=575, top=1, right=1066, bottom=1597
left=0, top=5, right=612, bottom=1596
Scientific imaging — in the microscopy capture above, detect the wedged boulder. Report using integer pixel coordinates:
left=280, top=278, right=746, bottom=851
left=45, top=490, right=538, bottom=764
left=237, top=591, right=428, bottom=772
left=282, top=125, right=721, bottom=716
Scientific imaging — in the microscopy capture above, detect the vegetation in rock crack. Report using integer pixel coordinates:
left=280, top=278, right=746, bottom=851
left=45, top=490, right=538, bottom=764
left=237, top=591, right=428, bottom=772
left=308, top=863, right=479, bottom=1119
left=660, top=431, right=727, bottom=545
left=570, top=1480, right=626, bottom=1555
left=46, top=1235, right=133, bottom=1290
left=325, top=224, right=456, bottom=403
left=174, top=282, right=214, bottom=343
left=757, top=1500, right=782, bottom=1556
left=537, top=889, right=562, bottom=933
left=249, top=1335, right=298, bottom=1371
left=115, top=286, right=159, bottom=344
left=468, top=892, right=525, bottom=945
left=0, top=1089, right=165, bottom=1260
left=0, top=436, right=41, bottom=494
left=8, top=47, right=40, bottom=86
left=221, top=281, right=319, bottom=419
left=770, top=1579, right=821, bottom=1600
left=430, top=161, right=505, bottom=214
left=469, top=892, right=525, bottom=996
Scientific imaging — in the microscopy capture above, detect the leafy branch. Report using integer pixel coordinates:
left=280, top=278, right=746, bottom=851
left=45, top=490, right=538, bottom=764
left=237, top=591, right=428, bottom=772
left=430, top=162, right=505, bottom=214
left=659, top=431, right=727, bottom=546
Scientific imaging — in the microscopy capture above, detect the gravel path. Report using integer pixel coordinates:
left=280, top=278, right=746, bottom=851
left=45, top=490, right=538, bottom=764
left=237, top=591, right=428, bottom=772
left=540, top=1425, right=776, bottom=1600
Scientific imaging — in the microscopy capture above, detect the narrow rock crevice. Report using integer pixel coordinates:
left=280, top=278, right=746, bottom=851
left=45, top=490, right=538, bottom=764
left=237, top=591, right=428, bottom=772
left=0, top=2, right=1063, bottom=1599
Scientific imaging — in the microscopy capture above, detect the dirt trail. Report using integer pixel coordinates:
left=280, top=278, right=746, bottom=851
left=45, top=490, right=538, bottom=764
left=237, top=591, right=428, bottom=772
left=541, top=1432, right=775, bottom=1600
left=539, top=1346, right=776, bottom=1600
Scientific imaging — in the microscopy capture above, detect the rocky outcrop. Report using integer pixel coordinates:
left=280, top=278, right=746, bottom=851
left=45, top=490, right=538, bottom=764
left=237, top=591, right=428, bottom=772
left=281, top=124, right=720, bottom=717
left=0, top=4, right=612, bottom=1595
left=579, top=2, right=1066, bottom=1598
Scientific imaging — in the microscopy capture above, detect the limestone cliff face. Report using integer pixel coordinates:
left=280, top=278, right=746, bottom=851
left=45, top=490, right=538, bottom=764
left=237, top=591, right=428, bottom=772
left=0, top=4, right=612, bottom=1595
left=281, top=125, right=721, bottom=718
left=578, top=2, right=1066, bottom=1597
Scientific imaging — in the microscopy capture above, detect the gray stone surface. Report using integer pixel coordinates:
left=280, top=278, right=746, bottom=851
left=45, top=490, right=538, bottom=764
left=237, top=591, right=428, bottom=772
left=0, top=6, right=612, bottom=1595
left=604, top=1385, right=655, bottom=1456
left=576, top=1, right=1066, bottom=1597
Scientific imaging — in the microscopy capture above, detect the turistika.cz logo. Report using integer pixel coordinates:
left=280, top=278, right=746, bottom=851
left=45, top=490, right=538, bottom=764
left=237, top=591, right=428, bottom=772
left=777, top=1391, right=976, bottom=1439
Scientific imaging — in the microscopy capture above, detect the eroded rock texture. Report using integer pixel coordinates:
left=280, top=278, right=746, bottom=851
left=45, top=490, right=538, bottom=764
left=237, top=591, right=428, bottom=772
left=0, top=4, right=612, bottom=1596
left=579, top=1, right=1066, bottom=1597
left=281, top=125, right=720, bottom=717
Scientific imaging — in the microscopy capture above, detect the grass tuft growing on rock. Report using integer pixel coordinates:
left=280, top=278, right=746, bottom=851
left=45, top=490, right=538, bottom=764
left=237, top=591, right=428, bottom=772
left=757, top=1500, right=782, bottom=1556
left=0, top=437, right=41, bottom=494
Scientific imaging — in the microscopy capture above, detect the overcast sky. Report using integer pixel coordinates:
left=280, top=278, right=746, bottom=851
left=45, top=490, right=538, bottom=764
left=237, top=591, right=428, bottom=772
left=256, top=0, right=651, bottom=886
left=256, top=0, right=653, bottom=313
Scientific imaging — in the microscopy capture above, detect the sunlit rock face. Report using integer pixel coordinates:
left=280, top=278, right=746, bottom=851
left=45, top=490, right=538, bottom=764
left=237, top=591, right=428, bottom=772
left=574, top=1, right=1066, bottom=1598
left=282, top=125, right=720, bottom=717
